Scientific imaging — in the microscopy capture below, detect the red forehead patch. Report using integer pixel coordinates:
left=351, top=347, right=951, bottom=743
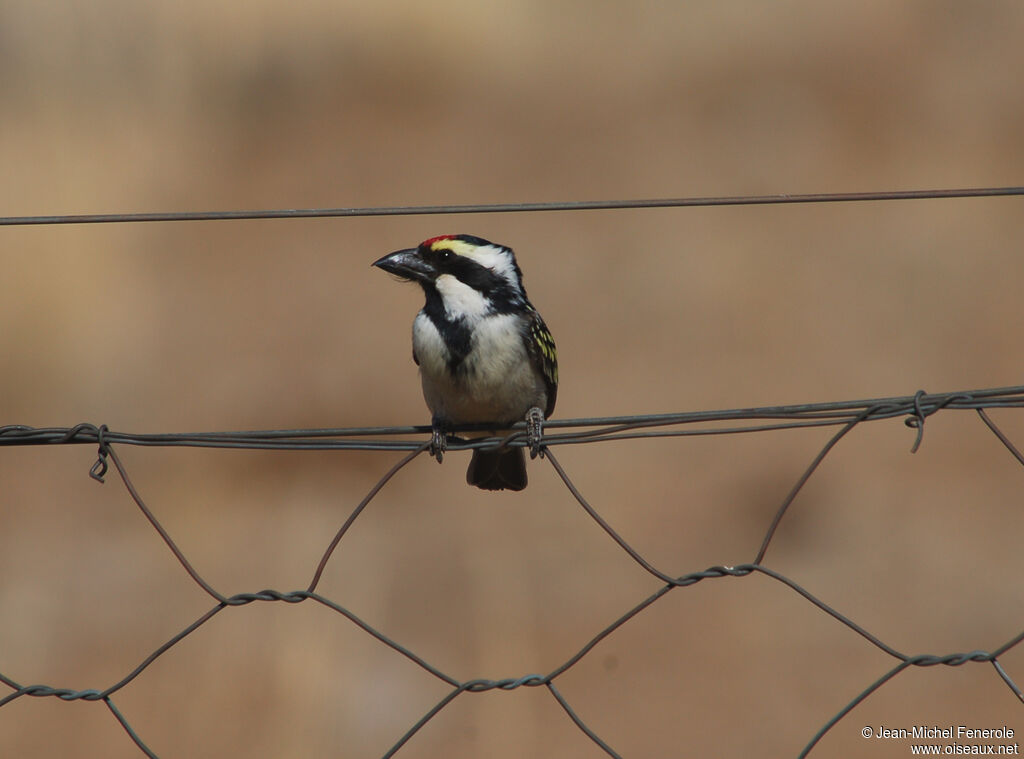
left=421, top=235, right=457, bottom=248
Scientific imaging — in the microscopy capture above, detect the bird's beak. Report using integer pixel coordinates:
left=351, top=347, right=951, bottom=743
left=372, top=248, right=437, bottom=283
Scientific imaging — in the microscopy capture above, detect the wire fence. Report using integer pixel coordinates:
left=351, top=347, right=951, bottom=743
left=3, top=186, right=1023, bottom=754
left=1, top=384, right=1022, bottom=757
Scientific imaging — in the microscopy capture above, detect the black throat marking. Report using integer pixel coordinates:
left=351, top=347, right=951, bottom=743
left=421, top=287, right=475, bottom=373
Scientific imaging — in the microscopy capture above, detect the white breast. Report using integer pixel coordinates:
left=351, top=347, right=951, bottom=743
left=413, top=311, right=546, bottom=426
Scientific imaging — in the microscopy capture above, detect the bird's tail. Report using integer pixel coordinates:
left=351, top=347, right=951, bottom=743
left=466, top=447, right=527, bottom=491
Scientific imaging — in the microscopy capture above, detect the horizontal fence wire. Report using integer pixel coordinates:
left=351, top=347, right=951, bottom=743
left=1, top=383, right=1023, bottom=758
left=5, top=385, right=1024, bottom=452
left=2, top=185, right=1023, bottom=226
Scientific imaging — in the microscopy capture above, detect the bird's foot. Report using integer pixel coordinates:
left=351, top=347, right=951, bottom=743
left=430, top=421, right=448, bottom=463
left=526, top=407, right=545, bottom=459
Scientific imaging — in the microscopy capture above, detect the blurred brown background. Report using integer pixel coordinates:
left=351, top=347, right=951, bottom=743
left=2, top=1, right=1023, bottom=757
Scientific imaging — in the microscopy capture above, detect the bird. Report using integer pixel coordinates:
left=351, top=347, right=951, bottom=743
left=373, top=234, right=557, bottom=491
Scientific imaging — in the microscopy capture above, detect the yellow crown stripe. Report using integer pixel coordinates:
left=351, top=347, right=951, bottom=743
left=429, top=238, right=477, bottom=257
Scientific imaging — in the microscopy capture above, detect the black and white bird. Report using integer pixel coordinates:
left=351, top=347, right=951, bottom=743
left=373, top=235, right=557, bottom=491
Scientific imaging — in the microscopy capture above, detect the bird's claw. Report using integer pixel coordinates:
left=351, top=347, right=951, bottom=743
left=430, top=425, right=448, bottom=463
left=526, top=406, right=545, bottom=459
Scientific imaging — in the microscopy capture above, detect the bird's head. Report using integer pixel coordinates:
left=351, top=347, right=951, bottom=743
left=373, top=234, right=528, bottom=314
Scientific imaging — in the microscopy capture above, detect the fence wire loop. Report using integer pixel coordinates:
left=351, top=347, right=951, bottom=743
left=3, top=383, right=1024, bottom=758
left=904, top=390, right=977, bottom=453
left=905, top=388, right=929, bottom=452
left=89, top=423, right=110, bottom=482
left=60, top=421, right=98, bottom=444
